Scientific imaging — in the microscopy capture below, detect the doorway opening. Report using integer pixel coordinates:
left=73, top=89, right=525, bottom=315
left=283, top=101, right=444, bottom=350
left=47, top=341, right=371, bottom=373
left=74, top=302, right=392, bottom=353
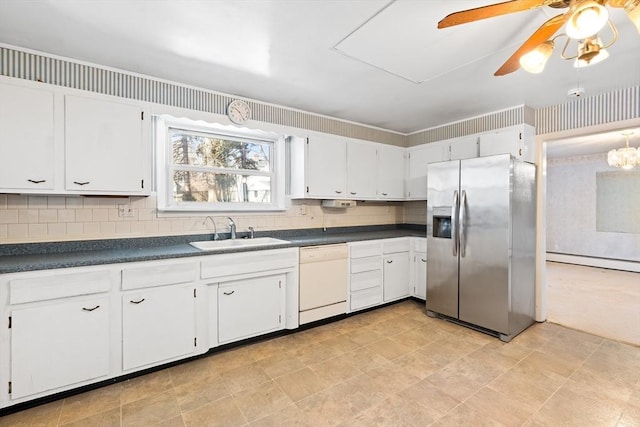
left=538, top=124, right=640, bottom=345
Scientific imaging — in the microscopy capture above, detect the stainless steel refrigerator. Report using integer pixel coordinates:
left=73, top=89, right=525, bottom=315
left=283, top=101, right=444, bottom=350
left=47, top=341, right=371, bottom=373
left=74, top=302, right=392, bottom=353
left=426, top=154, right=536, bottom=342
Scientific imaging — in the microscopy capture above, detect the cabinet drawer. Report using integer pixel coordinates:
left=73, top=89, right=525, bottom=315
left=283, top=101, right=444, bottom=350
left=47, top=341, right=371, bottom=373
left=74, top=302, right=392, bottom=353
left=122, top=261, right=198, bottom=290
left=9, top=270, right=112, bottom=305
left=349, top=241, right=382, bottom=259
left=413, top=238, right=427, bottom=253
left=383, top=238, right=410, bottom=254
left=350, top=286, right=382, bottom=311
left=350, top=255, right=381, bottom=274
left=350, top=270, right=382, bottom=292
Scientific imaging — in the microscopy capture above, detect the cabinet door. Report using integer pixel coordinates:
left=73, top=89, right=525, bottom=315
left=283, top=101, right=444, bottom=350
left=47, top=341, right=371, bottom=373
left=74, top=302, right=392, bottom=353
left=407, top=143, right=447, bottom=200
left=11, top=297, right=110, bottom=399
left=218, top=275, right=284, bottom=343
left=65, top=95, right=146, bottom=193
left=449, top=135, right=479, bottom=160
left=383, top=252, right=410, bottom=301
left=122, top=285, right=196, bottom=371
left=479, top=126, right=534, bottom=162
left=413, top=252, right=427, bottom=300
left=306, top=136, right=346, bottom=198
left=346, top=141, right=377, bottom=199
left=0, top=83, right=55, bottom=190
left=377, top=145, right=405, bottom=199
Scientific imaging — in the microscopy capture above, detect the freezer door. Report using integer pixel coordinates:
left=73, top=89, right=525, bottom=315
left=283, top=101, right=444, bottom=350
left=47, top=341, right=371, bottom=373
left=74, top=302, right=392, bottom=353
left=426, top=160, right=460, bottom=319
left=458, top=154, right=511, bottom=333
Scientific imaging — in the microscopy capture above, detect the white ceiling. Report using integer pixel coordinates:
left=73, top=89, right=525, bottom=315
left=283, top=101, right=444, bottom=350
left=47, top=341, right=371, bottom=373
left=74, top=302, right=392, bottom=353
left=0, top=0, right=638, bottom=135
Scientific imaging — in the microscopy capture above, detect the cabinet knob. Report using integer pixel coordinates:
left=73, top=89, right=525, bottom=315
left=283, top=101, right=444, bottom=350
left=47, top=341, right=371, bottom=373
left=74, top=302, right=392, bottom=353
left=27, top=179, right=46, bottom=184
left=223, top=290, right=235, bottom=296
left=421, top=258, right=427, bottom=263
left=386, top=260, right=393, bottom=264
left=82, top=305, right=100, bottom=312
left=335, top=190, right=342, bottom=194
left=73, top=181, right=90, bottom=186
left=381, top=193, right=388, bottom=196
left=130, top=298, right=146, bottom=304
left=350, top=192, right=356, bottom=195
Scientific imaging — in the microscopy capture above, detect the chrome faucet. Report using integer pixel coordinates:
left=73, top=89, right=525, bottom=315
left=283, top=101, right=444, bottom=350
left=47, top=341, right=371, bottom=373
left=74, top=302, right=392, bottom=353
left=248, top=226, right=255, bottom=239
left=204, top=216, right=219, bottom=241
left=227, top=217, right=236, bottom=239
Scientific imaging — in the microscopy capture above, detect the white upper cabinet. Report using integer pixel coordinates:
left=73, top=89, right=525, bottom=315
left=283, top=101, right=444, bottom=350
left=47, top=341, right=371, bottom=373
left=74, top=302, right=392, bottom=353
left=0, top=81, right=56, bottom=191
left=479, top=124, right=535, bottom=163
left=305, top=135, right=347, bottom=198
left=0, top=76, right=150, bottom=196
left=406, top=143, right=447, bottom=200
left=65, top=95, right=148, bottom=194
left=448, top=135, right=479, bottom=160
left=377, top=144, right=405, bottom=200
left=347, top=140, right=377, bottom=199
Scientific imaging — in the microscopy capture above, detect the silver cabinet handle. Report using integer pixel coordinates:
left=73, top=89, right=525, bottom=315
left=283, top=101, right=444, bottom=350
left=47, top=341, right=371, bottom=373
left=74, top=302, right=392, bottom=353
left=223, top=290, right=235, bottom=295
left=28, top=179, right=46, bottom=184
left=335, top=190, right=342, bottom=194
left=73, top=181, right=90, bottom=186
left=386, top=260, right=393, bottom=264
left=82, top=305, right=100, bottom=312
left=350, top=192, right=357, bottom=195
left=130, top=298, right=145, bottom=304
left=459, top=190, right=467, bottom=258
left=382, top=192, right=388, bottom=196
left=452, top=190, right=459, bottom=257
left=421, top=258, right=427, bottom=263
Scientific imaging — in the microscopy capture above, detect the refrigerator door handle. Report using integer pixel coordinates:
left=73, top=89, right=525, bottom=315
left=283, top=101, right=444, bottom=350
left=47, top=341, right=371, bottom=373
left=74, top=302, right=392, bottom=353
left=452, top=190, right=459, bottom=256
left=459, top=190, right=467, bottom=258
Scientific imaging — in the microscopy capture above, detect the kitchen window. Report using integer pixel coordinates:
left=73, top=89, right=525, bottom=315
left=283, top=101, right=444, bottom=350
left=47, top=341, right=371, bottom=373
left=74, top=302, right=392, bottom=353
left=155, top=116, right=285, bottom=212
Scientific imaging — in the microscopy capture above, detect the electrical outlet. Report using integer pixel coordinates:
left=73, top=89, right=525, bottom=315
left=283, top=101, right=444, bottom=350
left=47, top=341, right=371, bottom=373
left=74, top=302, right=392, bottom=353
left=117, top=204, right=134, bottom=218
left=299, top=205, right=307, bottom=215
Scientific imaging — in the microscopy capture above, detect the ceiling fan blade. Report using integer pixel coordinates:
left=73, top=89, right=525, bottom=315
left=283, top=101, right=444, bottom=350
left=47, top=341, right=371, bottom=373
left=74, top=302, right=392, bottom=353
left=438, top=0, right=551, bottom=28
left=494, top=13, right=569, bottom=76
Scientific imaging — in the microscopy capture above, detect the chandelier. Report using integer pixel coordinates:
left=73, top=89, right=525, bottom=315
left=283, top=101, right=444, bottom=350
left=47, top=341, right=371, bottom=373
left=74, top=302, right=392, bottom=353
left=607, top=133, right=639, bottom=169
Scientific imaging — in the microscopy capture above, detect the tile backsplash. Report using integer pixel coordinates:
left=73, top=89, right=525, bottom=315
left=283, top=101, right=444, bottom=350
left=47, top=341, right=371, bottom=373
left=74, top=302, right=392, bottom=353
left=0, top=194, right=425, bottom=244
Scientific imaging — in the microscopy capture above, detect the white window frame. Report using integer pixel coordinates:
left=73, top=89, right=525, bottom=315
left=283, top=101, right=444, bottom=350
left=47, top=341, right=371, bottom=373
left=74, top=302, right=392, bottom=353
left=155, top=115, right=286, bottom=212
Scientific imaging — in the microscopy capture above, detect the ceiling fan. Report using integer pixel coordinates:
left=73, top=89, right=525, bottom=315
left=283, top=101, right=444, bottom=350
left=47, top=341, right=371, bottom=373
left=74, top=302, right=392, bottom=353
left=438, top=0, right=640, bottom=76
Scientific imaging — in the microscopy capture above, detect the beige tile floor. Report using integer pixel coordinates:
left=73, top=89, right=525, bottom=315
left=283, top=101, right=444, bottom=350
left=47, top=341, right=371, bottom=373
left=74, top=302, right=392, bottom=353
left=1, top=299, right=639, bottom=427
left=546, top=261, right=640, bottom=346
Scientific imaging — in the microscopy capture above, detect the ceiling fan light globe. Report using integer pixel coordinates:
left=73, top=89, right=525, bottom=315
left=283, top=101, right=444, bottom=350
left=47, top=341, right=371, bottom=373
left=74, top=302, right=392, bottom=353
left=566, top=1, right=609, bottom=39
left=625, top=1, right=640, bottom=34
left=519, top=41, right=554, bottom=73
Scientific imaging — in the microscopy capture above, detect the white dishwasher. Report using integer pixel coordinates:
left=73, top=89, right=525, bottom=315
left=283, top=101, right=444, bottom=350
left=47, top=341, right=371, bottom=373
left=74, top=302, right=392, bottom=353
left=299, top=244, right=348, bottom=324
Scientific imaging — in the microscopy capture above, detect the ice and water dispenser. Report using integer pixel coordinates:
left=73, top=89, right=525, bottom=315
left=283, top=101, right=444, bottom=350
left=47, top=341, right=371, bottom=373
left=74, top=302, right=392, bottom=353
left=432, top=206, right=452, bottom=239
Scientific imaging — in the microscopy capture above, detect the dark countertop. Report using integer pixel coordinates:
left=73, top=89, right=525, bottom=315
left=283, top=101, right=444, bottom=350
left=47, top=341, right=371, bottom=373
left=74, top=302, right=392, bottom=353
left=0, top=225, right=426, bottom=274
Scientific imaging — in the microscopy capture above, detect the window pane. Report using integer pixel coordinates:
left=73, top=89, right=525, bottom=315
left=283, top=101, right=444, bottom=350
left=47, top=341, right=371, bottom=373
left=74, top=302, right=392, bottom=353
left=171, top=132, right=270, bottom=171
left=173, top=171, right=271, bottom=203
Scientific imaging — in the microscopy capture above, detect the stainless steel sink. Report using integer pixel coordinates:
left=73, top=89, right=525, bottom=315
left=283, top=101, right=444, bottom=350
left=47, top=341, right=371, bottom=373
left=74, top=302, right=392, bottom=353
left=189, top=237, right=291, bottom=251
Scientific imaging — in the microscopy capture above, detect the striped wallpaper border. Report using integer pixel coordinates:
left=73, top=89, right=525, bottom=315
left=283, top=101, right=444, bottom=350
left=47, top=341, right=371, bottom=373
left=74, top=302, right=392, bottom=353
left=0, top=47, right=406, bottom=146
left=407, top=105, right=535, bottom=146
left=2, top=47, right=638, bottom=147
left=535, top=86, right=640, bottom=135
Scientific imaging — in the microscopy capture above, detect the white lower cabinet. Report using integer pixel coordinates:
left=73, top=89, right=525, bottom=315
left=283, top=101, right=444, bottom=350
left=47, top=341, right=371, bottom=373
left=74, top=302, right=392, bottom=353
left=348, top=241, right=383, bottom=312
left=383, top=239, right=410, bottom=302
left=383, top=252, right=410, bottom=301
left=348, top=238, right=413, bottom=311
left=413, top=252, right=427, bottom=300
left=218, top=274, right=285, bottom=344
left=411, top=237, right=427, bottom=300
left=122, top=284, right=196, bottom=371
left=11, top=296, right=110, bottom=399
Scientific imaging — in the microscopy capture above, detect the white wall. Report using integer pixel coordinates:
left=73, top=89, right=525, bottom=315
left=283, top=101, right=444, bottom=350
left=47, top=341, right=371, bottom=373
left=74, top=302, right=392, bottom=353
left=546, top=153, right=640, bottom=262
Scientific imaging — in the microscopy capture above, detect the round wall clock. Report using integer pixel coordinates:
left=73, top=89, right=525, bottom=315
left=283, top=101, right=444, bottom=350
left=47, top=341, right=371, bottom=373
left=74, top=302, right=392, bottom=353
left=227, top=99, right=252, bottom=125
